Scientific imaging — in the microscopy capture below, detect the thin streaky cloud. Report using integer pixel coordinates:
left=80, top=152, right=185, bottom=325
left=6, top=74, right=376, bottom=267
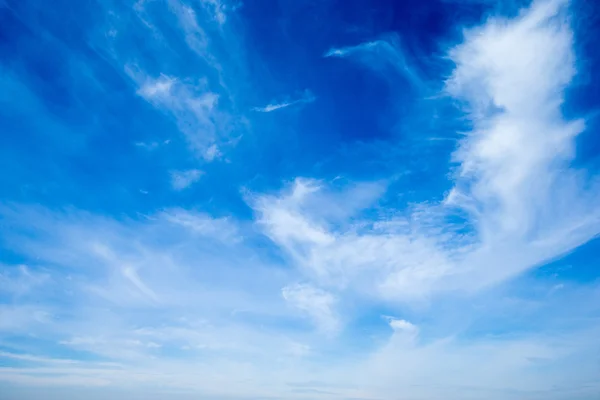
left=253, top=102, right=292, bottom=113
left=324, top=35, right=423, bottom=88
left=323, top=41, right=378, bottom=58
left=253, top=90, right=316, bottom=113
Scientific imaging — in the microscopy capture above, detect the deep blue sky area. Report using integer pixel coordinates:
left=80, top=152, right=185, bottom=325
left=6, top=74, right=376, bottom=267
left=0, top=0, right=496, bottom=216
left=1, top=0, right=600, bottom=399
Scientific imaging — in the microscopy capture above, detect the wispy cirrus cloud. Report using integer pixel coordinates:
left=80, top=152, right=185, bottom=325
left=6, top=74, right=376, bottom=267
left=282, top=283, right=339, bottom=334
left=130, top=71, right=227, bottom=161
left=2, top=198, right=600, bottom=399
left=325, top=34, right=424, bottom=89
left=0, top=265, right=49, bottom=296
left=170, top=169, right=203, bottom=190
left=253, top=90, right=316, bottom=113
left=109, top=0, right=248, bottom=164
left=199, top=0, right=230, bottom=25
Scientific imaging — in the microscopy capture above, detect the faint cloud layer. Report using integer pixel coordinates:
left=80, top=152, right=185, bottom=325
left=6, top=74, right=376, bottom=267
left=130, top=71, right=226, bottom=162
left=170, top=169, right=204, bottom=190
left=282, top=283, right=339, bottom=334
left=325, top=34, right=424, bottom=89
left=253, top=90, right=316, bottom=113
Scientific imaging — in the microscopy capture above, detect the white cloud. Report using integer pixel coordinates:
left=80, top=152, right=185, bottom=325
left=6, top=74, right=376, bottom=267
left=0, top=265, right=49, bottom=296
left=252, top=179, right=456, bottom=298
left=254, top=0, right=600, bottom=302
left=253, top=90, right=316, bottom=113
left=324, top=35, right=423, bottom=88
left=254, top=102, right=292, bottom=113
left=137, top=74, right=175, bottom=99
left=162, top=208, right=240, bottom=242
left=121, top=266, right=160, bottom=303
left=168, top=0, right=209, bottom=55
left=383, top=316, right=418, bottom=335
left=0, top=305, right=51, bottom=331
left=131, top=71, right=225, bottom=161
left=282, top=283, right=339, bottom=334
left=200, top=0, right=228, bottom=25
left=134, top=141, right=160, bottom=151
left=442, top=0, right=600, bottom=288
left=0, top=352, right=82, bottom=365
left=356, top=325, right=600, bottom=400
left=125, top=0, right=244, bottom=162
left=170, top=169, right=203, bottom=190
left=0, top=205, right=303, bottom=380
left=1, top=204, right=600, bottom=398
left=203, top=143, right=221, bottom=161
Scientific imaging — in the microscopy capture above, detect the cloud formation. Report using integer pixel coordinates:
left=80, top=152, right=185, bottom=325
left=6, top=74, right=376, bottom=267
left=1, top=0, right=600, bottom=399
left=325, top=34, right=423, bottom=88
left=118, top=0, right=246, bottom=163
left=253, top=90, right=316, bottom=113
left=170, top=169, right=203, bottom=190
left=282, top=283, right=339, bottom=334
left=258, top=0, right=600, bottom=302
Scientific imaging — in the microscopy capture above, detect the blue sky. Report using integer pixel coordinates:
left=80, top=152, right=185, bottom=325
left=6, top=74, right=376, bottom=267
left=1, top=0, right=600, bottom=398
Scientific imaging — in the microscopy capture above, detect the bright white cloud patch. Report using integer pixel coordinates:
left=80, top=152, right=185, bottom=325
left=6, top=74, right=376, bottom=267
left=282, top=283, right=339, bottom=334
left=170, top=169, right=203, bottom=190
left=444, top=0, right=600, bottom=287
left=253, top=90, right=316, bottom=113
left=384, top=316, right=418, bottom=334
left=132, top=71, right=224, bottom=161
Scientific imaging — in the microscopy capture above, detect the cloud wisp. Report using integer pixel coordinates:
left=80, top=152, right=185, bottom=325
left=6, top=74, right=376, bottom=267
left=325, top=34, right=424, bottom=89
left=112, top=0, right=247, bottom=163
left=170, top=169, right=204, bottom=190
left=253, top=90, right=316, bottom=113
